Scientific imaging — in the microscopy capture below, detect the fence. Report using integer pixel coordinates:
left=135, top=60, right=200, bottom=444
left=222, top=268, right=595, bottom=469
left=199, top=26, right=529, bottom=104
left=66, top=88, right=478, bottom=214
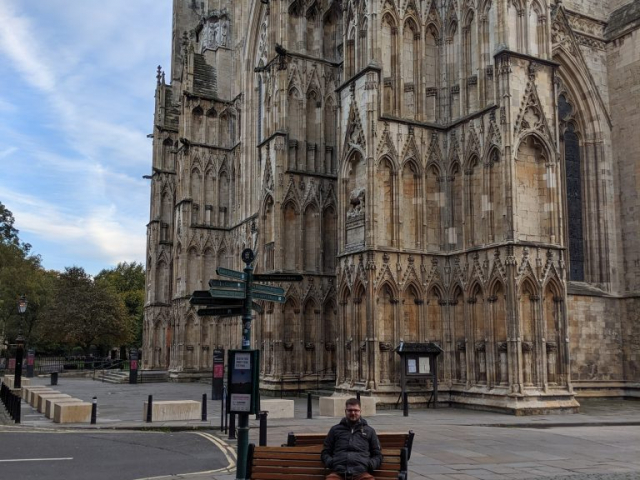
left=0, top=382, right=21, bottom=423
left=0, top=355, right=130, bottom=376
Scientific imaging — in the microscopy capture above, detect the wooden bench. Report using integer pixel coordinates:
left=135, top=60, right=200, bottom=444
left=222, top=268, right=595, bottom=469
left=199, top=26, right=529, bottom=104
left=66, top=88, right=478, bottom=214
left=248, top=445, right=408, bottom=480
left=286, top=431, right=415, bottom=459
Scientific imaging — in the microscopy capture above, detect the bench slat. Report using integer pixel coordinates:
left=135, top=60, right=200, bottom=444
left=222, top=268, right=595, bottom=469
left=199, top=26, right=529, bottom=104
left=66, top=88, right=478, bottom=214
left=248, top=444, right=408, bottom=480
left=287, top=431, right=414, bottom=460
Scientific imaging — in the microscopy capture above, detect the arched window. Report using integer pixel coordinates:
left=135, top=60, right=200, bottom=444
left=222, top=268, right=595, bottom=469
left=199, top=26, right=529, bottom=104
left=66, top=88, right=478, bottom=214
left=558, top=95, right=584, bottom=281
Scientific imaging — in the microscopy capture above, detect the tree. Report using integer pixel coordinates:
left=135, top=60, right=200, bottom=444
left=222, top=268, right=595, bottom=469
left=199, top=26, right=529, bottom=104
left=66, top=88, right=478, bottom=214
left=43, top=267, right=133, bottom=353
left=0, top=201, right=45, bottom=351
left=95, top=262, right=145, bottom=348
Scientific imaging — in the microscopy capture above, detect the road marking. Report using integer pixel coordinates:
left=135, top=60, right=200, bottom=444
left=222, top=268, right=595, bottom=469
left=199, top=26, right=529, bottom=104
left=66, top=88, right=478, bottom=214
left=195, top=432, right=237, bottom=465
left=0, top=458, right=73, bottom=463
left=133, top=432, right=237, bottom=480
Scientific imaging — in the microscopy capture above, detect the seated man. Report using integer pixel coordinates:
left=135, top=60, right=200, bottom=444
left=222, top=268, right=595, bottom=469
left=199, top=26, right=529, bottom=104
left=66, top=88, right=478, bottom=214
left=321, top=398, right=383, bottom=480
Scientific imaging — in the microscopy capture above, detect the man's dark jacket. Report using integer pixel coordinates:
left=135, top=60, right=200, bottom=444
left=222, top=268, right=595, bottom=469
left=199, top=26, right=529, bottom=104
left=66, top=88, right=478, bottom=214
left=321, top=417, right=383, bottom=476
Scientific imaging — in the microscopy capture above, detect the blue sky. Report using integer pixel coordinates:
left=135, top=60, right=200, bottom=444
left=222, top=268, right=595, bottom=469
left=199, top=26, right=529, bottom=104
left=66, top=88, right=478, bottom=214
left=0, top=0, right=173, bottom=275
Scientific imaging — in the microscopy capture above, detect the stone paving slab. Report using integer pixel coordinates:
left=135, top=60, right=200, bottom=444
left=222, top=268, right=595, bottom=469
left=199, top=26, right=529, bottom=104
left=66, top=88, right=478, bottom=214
left=3, top=375, right=640, bottom=480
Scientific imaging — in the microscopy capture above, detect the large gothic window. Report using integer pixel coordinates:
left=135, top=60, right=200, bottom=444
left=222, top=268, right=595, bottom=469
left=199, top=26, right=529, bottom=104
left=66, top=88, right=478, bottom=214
left=558, top=95, right=584, bottom=281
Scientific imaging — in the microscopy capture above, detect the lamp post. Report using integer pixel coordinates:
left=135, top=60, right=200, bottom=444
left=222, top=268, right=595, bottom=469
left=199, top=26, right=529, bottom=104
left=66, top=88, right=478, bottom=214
left=14, top=295, right=27, bottom=389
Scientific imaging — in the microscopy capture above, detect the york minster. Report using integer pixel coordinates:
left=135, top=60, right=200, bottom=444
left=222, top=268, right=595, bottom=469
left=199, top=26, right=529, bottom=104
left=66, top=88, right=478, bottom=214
left=143, top=0, right=640, bottom=412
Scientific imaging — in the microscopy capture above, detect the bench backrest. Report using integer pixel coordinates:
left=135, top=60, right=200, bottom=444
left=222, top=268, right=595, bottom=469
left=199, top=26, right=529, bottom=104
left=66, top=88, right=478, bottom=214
left=248, top=444, right=408, bottom=480
left=286, top=431, right=414, bottom=459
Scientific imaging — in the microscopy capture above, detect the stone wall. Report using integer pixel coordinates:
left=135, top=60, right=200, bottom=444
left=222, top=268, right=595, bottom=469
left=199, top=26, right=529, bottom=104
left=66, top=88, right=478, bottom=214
left=567, top=295, right=624, bottom=382
left=608, top=26, right=640, bottom=293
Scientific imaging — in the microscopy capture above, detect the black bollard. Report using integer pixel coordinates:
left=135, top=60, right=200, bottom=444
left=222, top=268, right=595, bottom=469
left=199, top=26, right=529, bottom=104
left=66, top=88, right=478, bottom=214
left=356, top=391, right=361, bottom=403
left=202, top=393, right=207, bottom=421
left=259, top=411, right=268, bottom=446
left=91, top=397, right=97, bottom=424
left=14, top=392, right=21, bottom=424
left=146, top=395, right=153, bottom=423
left=221, top=397, right=226, bottom=432
left=228, top=413, right=236, bottom=440
left=403, top=392, right=408, bottom=417
left=307, top=392, right=312, bottom=419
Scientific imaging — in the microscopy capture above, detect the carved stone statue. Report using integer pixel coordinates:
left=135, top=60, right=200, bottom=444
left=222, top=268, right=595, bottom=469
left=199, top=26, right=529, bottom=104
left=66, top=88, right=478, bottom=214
left=347, top=187, right=366, bottom=219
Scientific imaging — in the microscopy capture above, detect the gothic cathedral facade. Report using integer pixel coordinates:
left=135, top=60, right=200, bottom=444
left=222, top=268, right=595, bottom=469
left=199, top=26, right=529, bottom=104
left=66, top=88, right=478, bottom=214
left=144, top=0, right=640, bottom=412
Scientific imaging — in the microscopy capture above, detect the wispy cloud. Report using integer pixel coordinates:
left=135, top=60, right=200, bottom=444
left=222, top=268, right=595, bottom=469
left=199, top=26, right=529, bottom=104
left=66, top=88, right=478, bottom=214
left=0, top=147, right=17, bottom=159
left=0, top=0, right=172, bottom=275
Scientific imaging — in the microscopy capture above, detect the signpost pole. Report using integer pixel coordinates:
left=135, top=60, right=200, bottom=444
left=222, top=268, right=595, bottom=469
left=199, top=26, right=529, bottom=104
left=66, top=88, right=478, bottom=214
left=236, top=250, right=254, bottom=480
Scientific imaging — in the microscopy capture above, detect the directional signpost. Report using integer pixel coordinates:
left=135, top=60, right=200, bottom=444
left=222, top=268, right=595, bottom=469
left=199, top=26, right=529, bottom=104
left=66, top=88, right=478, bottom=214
left=189, top=248, right=302, bottom=480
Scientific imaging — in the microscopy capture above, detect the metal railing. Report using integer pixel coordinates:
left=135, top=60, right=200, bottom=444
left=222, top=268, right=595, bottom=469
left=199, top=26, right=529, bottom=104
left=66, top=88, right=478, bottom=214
left=0, top=383, right=21, bottom=423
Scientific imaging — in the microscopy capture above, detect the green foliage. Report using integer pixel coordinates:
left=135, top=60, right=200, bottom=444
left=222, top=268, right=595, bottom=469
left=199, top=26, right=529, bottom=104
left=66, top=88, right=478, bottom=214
left=0, top=201, right=46, bottom=349
left=0, top=202, right=145, bottom=355
left=41, top=266, right=134, bottom=352
left=95, top=262, right=145, bottom=348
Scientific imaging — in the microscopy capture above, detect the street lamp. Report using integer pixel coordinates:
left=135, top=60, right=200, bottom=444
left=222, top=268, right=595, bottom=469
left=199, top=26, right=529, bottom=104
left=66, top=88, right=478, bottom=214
left=14, top=295, right=27, bottom=389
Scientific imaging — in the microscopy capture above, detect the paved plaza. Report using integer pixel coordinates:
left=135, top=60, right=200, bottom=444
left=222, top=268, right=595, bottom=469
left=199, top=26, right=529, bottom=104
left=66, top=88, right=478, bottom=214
left=2, top=376, right=640, bottom=480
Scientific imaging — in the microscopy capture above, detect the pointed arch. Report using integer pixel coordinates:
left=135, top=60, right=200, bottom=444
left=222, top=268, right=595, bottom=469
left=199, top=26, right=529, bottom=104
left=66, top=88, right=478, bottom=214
left=465, top=153, right=483, bottom=246
left=515, top=133, right=555, bottom=244
left=323, top=204, right=338, bottom=273
left=283, top=199, right=299, bottom=271
left=381, top=12, right=398, bottom=115
left=376, top=155, right=397, bottom=247
left=402, top=282, right=421, bottom=342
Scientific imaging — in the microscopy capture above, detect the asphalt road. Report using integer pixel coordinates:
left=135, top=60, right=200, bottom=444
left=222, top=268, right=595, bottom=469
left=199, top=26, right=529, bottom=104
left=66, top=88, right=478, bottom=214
left=0, top=429, right=235, bottom=480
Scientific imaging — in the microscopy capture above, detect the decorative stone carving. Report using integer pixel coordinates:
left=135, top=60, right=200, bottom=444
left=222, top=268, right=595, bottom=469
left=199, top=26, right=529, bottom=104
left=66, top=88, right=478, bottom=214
left=347, top=187, right=366, bottom=219
left=305, top=342, right=315, bottom=351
